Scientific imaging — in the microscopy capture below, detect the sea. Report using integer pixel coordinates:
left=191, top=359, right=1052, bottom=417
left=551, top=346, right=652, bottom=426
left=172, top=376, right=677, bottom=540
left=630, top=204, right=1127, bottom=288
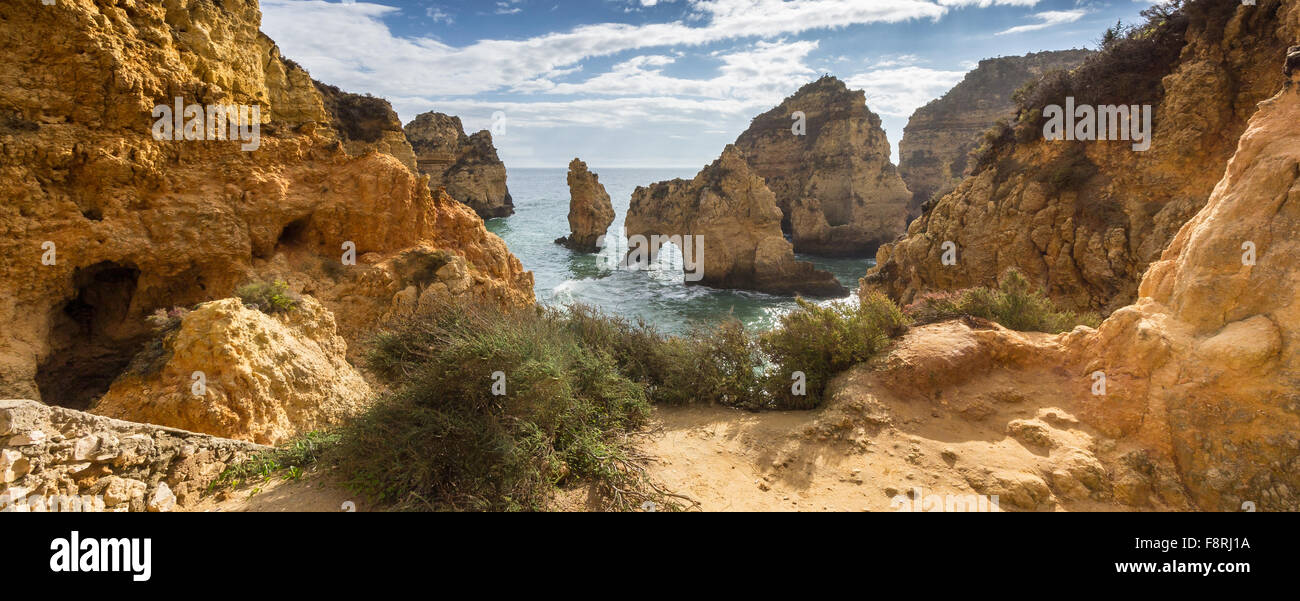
left=485, top=168, right=875, bottom=335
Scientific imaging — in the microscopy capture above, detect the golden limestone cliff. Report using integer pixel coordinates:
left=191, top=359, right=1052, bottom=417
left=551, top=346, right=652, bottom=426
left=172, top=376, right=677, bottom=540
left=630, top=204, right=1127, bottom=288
left=404, top=111, right=514, bottom=218
left=865, top=0, right=1297, bottom=313
left=1060, top=59, right=1300, bottom=511
left=791, top=45, right=1299, bottom=512
left=0, top=0, right=534, bottom=419
left=733, top=76, right=911, bottom=257
left=899, top=49, right=1093, bottom=218
left=625, top=146, right=848, bottom=297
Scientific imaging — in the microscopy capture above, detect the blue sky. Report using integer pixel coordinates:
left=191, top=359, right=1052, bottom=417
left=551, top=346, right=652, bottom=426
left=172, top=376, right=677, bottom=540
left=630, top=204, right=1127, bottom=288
left=261, top=0, right=1163, bottom=168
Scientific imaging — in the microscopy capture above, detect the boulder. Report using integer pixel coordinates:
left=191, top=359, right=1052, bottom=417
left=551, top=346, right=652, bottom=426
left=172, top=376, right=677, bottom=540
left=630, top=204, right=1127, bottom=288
left=92, top=296, right=370, bottom=445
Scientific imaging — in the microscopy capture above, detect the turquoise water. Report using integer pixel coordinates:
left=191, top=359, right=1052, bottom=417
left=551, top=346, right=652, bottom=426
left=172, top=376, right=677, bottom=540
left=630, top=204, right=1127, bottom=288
left=486, top=168, right=874, bottom=334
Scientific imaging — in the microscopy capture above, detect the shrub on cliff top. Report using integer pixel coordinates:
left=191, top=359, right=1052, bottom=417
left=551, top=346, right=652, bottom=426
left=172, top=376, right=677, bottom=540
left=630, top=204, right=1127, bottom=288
left=759, top=293, right=909, bottom=410
left=905, top=270, right=1100, bottom=333
left=235, top=280, right=301, bottom=314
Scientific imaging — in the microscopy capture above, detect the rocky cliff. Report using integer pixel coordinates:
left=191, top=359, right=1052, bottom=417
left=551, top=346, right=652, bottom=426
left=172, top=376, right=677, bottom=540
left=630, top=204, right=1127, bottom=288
left=823, top=46, right=1300, bottom=512
left=314, top=80, right=419, bottom=173
left=625, top=147, right=848, bottom=297
left=404, top=111, right=514, bottom=218
left=556, top=158, right=615, bottom=252
left=733, top=76, right=911, bottom=257
left=865, top=0, right=1296, bottom=314
left=1060, top=60, right=1300, bottom=510
left=0, top=0, right=534, bottom=411
left=93, top=297, right=370, bottom=446
left=899, top=49, right=1093, bottom=217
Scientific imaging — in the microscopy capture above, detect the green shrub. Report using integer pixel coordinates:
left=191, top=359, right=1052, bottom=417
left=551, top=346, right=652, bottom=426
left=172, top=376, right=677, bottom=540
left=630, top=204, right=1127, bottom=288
left=759, top=292, right=908, bottom=410
left=905, top=270, right=1100, bottom=334
left=235, top=280, right=301, bottom=314
left=343, top=302, right=681, bottom=511
left=334, top=295, right=912, bottom=510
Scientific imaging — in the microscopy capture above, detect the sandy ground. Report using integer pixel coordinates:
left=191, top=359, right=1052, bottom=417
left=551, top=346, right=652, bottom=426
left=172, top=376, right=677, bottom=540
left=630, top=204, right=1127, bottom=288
left=190, top=466, right=367, bottom=513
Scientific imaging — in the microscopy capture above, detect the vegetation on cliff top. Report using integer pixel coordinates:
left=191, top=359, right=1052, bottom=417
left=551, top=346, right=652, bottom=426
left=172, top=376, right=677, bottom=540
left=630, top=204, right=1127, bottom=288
left=969, top=0, right=1197, bottom=172
left=904, top=270, right=1101, bottom=333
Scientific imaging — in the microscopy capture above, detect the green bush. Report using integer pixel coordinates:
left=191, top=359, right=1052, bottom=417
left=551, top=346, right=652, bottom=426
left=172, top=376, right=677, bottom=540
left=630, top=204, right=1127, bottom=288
left=235, top=280, right=301, bottom=314
left=333, top=295, right=912, bottom=510
left=344, top=302, right=683, bottom=511
left=904, top=270, right=1100, bottom=334
left=759, top=292, right=908, bottom=410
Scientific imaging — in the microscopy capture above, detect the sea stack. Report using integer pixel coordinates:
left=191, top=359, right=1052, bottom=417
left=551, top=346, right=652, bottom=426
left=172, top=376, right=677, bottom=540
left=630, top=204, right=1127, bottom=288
left=404, top=112, right=514, bottom=218
left=556, top=159, right=615, bottom=252
left=733, top=76, right=911, bottom=257
left=625, top=146, right=848, bottom=297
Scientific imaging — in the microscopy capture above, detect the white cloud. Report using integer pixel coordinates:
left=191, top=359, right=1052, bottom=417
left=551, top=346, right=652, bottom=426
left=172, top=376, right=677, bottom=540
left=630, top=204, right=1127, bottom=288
left=995, top=9, right=1088, bottom=35
left=261, top=0, right=950, bottom=99
left=845, top=66, right=967, bottom=118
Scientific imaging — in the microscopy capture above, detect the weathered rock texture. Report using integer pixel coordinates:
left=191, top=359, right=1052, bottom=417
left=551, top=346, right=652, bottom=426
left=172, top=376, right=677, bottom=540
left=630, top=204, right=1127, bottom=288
left=733, top=76, right=911, bottom=257
left=1, top=399, right=266, bottom=512
left=823, top=48, right=1300, bottom=512
left=93, top=297, right=370, bottom=445
left=404, top=112, right=514, bottom=218
left=1062, top=65, right=1300, bottom=511
left=556, top=158, right=615, bottom=252
left=0, top=0, right=534, bottom=407
left=866, top=0, right=1296, bottom=313
left=314, top=80, right=419, bottom=172
left=625, top=146, right=848, bottom=297
left=899, top=49, right=1093, bottom=217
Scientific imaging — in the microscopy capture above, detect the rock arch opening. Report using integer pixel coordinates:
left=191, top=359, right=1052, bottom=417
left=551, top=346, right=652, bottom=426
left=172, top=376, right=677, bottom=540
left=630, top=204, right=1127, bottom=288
left=36, top=262, right=148, bottom=410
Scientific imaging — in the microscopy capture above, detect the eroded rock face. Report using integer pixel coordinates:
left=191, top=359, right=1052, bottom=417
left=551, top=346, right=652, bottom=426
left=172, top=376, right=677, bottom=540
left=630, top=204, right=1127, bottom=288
left=733, top=76, right=911, bottom=257
left=1062, top=66, right=1300, bottom=511
left=92, top=297, right=370, bottom=445
left=314, top=80, right=419, bottom=172
left=865, top=2, right=1296, bottom=313
left=899, top=50, right=1092, bottom=217
left=0, top=0, right=534, bottom=405
left=556, top=159, right=615, bottom=252
left=625, top=147, right=847, bottom=297
left=404, top=112, right=514, bottom=218
left=1, top=399, right=266, bottom=512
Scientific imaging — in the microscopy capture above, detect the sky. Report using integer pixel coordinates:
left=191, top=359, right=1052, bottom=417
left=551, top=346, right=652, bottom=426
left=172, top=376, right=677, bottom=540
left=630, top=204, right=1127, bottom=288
left=260, top=0, right=1165, bottom=169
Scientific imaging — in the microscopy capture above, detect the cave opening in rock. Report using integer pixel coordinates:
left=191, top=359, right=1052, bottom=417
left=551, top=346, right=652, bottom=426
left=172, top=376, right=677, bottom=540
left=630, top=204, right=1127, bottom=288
left=277, top=216, right=312, bottom=250
left=35, top=262, right=149, bottom=410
